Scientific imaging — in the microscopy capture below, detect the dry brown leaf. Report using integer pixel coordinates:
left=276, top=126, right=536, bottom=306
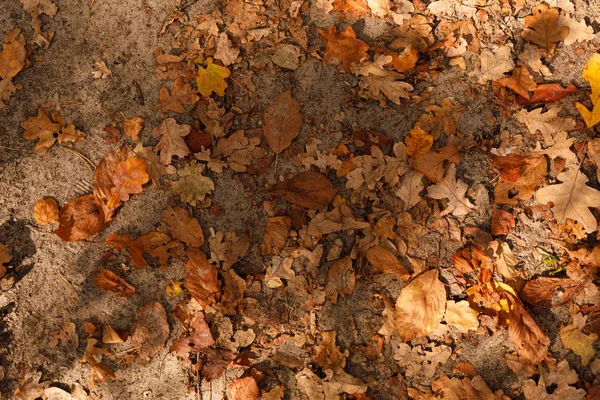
left=161, top=206, right=204, bottom=247
left=405, top=126, right=433, bottom=159
left=395, top=170, right=424, bottom=211
left=394, top=269, right=446, bottom=341
left=269, top=171, right=336, bottom=210
left=491, top=209, right=515, bottom=236
left=444, top=300, right=479, bottom=333
left=20, top=0, right=57, bottom=48
left=54, top=194, right=105, bottom=242
left=314, top=330, right=348, bottom=370
left=155, top=76, right=199, bottom=113
left=412, top=145, right=461, bottom=183
left=318, top=26, right=369, bottom=73
left=261, top=216, right=291, bottom=255
left=520, top=277, right=580, bottom=307
left=522, top=360, right=586, bottom=400
left=427, top=163, right=476, bottom=216
left=21, top=108, right=86, bottom=153
left=171, top=311, right=215, bottom=358
left=493, top=153, right=547, bottom=205
left=217, top=269, right=246, bottom=315
left=122, top=116, right=144, bottom=141
left=102, top=325, right=125, bottom=344
left=132, top=143, right=176, bottom=187
left=365, top=245, right=410, bottom=280
left=325, top=256, right=356, bottom=304
left=106, top=231, right=182, bottom=269
left=92, top=61, right=111, bottom=79
left=0, top=28, right=26, bottom=108
left=153, top=118, right=191, bottom=165
left=227, top=377, right=259, bottom=400
left=94, top=268, right=135, bottom=297
left=262, top=90, right=302, bottom=154
left=185, top=247, right=220, bottom=307
left=0, top=243, right=12, bottom=266
left=209, top=230, right=250, bottom=270
left=131, top=301, right=170, bottom=364
left=33, top=198, right=58, bottom=225
left=522, top=3, right=569, bottom=54
left=476, top=46, right=515, bottom=85
left=497, top=65, right=537, bottom=99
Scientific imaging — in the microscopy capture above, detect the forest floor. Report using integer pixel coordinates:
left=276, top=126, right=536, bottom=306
left=1, top=0, right=600, bottom=399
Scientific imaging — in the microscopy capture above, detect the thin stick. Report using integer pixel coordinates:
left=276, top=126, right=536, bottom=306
left=273, top=153, right=279, bottom=176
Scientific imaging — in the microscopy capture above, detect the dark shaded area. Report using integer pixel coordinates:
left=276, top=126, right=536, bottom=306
left=0, top=219, right=36, bottom=287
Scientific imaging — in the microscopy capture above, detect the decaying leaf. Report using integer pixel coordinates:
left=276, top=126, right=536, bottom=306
left=155, top=76, right=199, bottom=113
left=262, top=90, right=302, bottom=154
left=575, top=53, right=600, bottom=128
left=54, top=194, right=105, bottom=242
left=412, top=145, right=461, bottom=183
left=185, top=247, right=220, bottom=307
left=0, top=28, right=26, bottom=108
left=209, top=230, right=250, bottom=270
left=522, top=3, right=569, bottom=54
left=217, top=269, right=246, bottom=315
left=123, top=116, right=144, bottom=141
left=325, top=256, right=356, bottom=304
left=173, top=160, right=215, bottom=207
left=269, top=171, right=336, bottom=210
left=153, top=118, right=191, bottom=165
left=21, top=108, right=86, bottom=153
left=444, top=300, right=479, bottom=333
left=427, top=164, right=476, bottom=216
left=162, top=206, right=204, bottom=247
left=318, top=26, right=369, bottom=73
left=365, top=245, right=409, bottom=280
left=261, top=216, right=291, bottom=255
left=394, top=269, right=446, bottom=341
left=227, top=377, right=259, bottom=400
left=131, top=301, right=170, bottom=363
left=95, top=268, right=135, bottom=297
left=92, top=146, right=131, bottom=221
left=196, top=57, right=230, bottom=97
left=92, top=61, right=111, bottom=79
left=560, top=313, right=598, bottom=366
left=106, top=231, right=182, bottom=268
left=33, top=198, right=58, bottom=225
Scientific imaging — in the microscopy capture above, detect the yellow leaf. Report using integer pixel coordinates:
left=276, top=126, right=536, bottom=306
left=196, top=57, right=230, bottom=97
left=405, top=126, right=433, bottom=158
left=445, top=300, right=479, bottom=333
left=575, top=53, right=600, bottom=128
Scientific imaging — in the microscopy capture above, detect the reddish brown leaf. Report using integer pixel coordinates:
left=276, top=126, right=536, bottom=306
left=520, top=277, right=580, bottom=307
left=261, top=216, right=291, bottom=255
left=493, top=153, right=547, bottom=205
left=353, top=130, right=392, bottom=155
left=227, top=377, right=259, bottom=400
left=185, top=129, right=212, bottom=153
left=525, top=83, right=578, bottom=105
left=365, top=245, right=410, bottom=280
left=153, top=118, right=191, bottom=165
left=325, top=256, right=356, bottom=304
left=505, top=290, right=549, bottom=364
left=269, top=171, right=336, bottom=210
left=106, top=232, right=182, bottom=268
left=131, top=301, right=170, bottom=363
left=171, top=311, right=215, bottom=358
left=161, top=206, right=204, bottom=247
left=318, top=26, right=369, bottom=73
left=54, top=194, right=105, bottom=242
left=93, top=146, right=132, bottom=222
left=155, top=76, right=199, bottom=113
left=491, top=209, right=515, bottom=236
left=262, top=90, right=302, bottom=154
left=94, top=268, right=135, bottom=297
left=217, top=269, right=246, bottom=315
left=496, top=65, right=536, bottom=99
left=185, top=247, right=220, bottom=307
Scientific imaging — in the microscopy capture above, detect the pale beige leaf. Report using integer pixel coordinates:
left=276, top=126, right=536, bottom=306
left=445, top=300, right=479, bottom=333
left=427, top=163, right=476, bottom=216
left=476, top=46, right=515, bottom=84
left=395, top=170, right=424, bottom=211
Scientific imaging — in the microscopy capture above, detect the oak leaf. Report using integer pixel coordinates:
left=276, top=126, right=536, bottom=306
left=33, top=198, right=58, bottom=225
left=412, top=145, right=461, bottom=183
left=314, top=331, right=348, bottom=369
left=365, top=245, right=410, bottom=280
left=122, top=116, right=143, bottom=140
left=427, top=164, right=476, bottom=216
left=161, top=206, right=204, bottom=247
left=106, top=231, right=182, bottom=268
left=493, top=153, right=547, bottom=205
left=261, top=216, right=291, bottom=255
left=514, top=105, right=576, bottom=143
left=269, top=171, right=336, bottom=210
left=405, top=126, right=433, bottom=158
left=497, top=65, right=537, bottom=99
left=94, top=268, right=135, bottom=297
left=155, top=76, right=199, bottom=113
left=394, top=269, right=446, bottom=341
left=209, top=231, right=250, bottom=270
left=535, top=168, right=600, bottom=233
left=318, top=26, right=369, bottom=73
left=132, top=143, right=176, bottom=187
left=522, top=360, right=586, bottom=400
left=558, top=14, right=594, bottom=46
left=214, top=33, right=240, bottom=66
left=475, top=46, right=514, bottom=84
left=522, top=4, right=569, bottom=54
left=361, top=72, right=414, bottom=105
left=0, top=28, right=26, bottom=108
left=262, top=90, right=302, bottom=154
left=21, top=108, right=86, bottom=153
left=173, top=160, right=215, bottom=207
left=105, top=157, right=150, bottom=213
left=185, top=247, right=220, bottom=307
left=325, top=256, right=356, bottom=304
left=54, top=194, right=105, bottom=242
left=131, top=301, right=170, bottom=364
left=20, top=0, right=57, bottom=48
left=153, top=118, right=191, bottom=165
left=395, top=170, right=424, bottom=211
left=444, top=300, right=479, bottom=333
left=575, top=53, right=600, bottom=128
left=196, top=57, right=230, bottom=97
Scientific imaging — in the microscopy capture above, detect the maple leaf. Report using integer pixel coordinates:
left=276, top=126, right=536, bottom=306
left=161, top=206, right=204, bottom=247
left=475, top=45, right=515, bottom=84
left=105, top=157, right=150, bottom=213
left=395, top=170, right=424, bottom=210
left=54, top=194, right=105, bottom=242
left=427, top=164, right=476, bottom=216
left=153, top=118, right=191, bottom=165
left=21, top=108, right=86, bottom=153
left=318, top=26, right=369, bottom=73
left=131, top=301, right=170, bottom=364
left=122, top=116, right=144, bottom=140
left=155, top=76, right=199, bottom=113
left=33, top=198, right=58, bottom=225
left=575, top=53, right=600, bottom=128
left=173, top=160, right=215, bottom=207
left=394, top=269, right=446, bottom=341
left=535, top=168, right=600, bottom=233
left=94, top=268, right=135, bottom=297
left=106, top=231, right=182, bottom=268
left=405, top=126, right=433, bottom=158
left=196, top=57, right=230, bottom=97
left=185, top=247, right=220, bottom=307
left=521, top=4, right=569, bottom=54
left=261, top=216, right=291, bottom=255
left=445, top=300, right=479, bottom=333
left=325, top=256, right=356, bottom=304
left=132, top=143, right=176, bottom=187
left=493, top=153, right=547, bottom=205
left=262, top=90, right=302, bottom=154
left=497, top=65, right=537, bottom=99
left=365, top=245, right=410, bottom=280
left=412, top=145, right=461, bottom=183
left=269, top=171, right=336, bottom=210
left=0, top=28, right=26, bottom=108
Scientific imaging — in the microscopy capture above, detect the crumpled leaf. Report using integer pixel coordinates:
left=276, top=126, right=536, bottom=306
left=444, top=300, right=479, bottom=333
left=262, top=90, right=302, bottom=154
left=0, top=28, right=26, bottom=108
left=155, top=76, right=199, bottom=113
left=106, top=231, right=182, bottom=268
left=560, top=313, right=598, bottom=366
left=522, top=360, right=586, bottom=400
left=269, top=171, right=336, bottom=210
left=132, top=143, right=176, bottom=187
left=185, top=247, right=220, bottom=307
left=536, top=168, right=600, bottom=233
left=122, top=116, right=144, bottom=140
left=105, top=157, right=150, bottom=213
left=575, top=53, right=600, bottom=128
left=493, top=153, right=547, bottom=205
left=521, top=3, right=569, bottom=54
left=173, top=160, right=215, bottom=207
left=131, top=301, right=170, bottom=363
left=21, top=108, right=86, bottom=153
left=427, top=163, right=476, bottom=216
left=365, top=245, right=410, bottom=280
left=171, top=310, right=215, bottom=358
left=497, top=65, right=537, bottom=99
left=405, top=126, right=433, bottom=159
left=318, top=26, right=369, bottom=73
left=0, top=243, right=12, bottom=266
left=475, top=46, right=515, bottom=84
left=94, top=268, right=135, bottom=297
left=54, top=194, right=105, bottom=242
left=196, top=57, right=230, bottom=97
left=394, top=269, right=446, bottom=341
left=412, top=145, right=461, bottom=183
left=261, top=216, right=291, bottom=255
left=227, top=377, right=259, bottom=400
left=92, top=146, right=131, bottom=221
left=325, top=256, right=356, bottom=304
left=265, top=256, right=295, bottom=289
left=33, top=197, right=58, bottom=225
left=162, top=206, right=204, bottom=247
left=153, top=118, right=191, bottom=165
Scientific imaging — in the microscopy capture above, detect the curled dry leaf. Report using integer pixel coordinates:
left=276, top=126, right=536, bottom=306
left=92, top=61, right=111, bottom=79
left=365, top=245, right=410, bottom=280
left=33, top=198, right=58, bottom=225
left=153, top=118, right=191, bottom=165
left=444, top=300, right=479, bottom=333
left=227, top=377, right=259, bottom=400
left=325, top=256, right=356, bottom=304
left=161, top=206, right=204, bottom=247
left=261, top=216, right=291, bottom=255
left=185, top=247, right=220, bottom=307
left=318, top=25, right=369, bottom=73
left=122, top=116, right=144, bottom=140
left=394, top=269, right=446, bottom=341
left=262, top=90, right=302, bottom=154
left=93, top=146, right=131, bottom=221
left=131, top=301, right=170, bottom=364
left=0, top=28, right=26, bottom=108
left=54, top=194, right=105, bottom=242
left=269, top=171, right=336, bottom=210
left=94, top=268, right=135, bottom=298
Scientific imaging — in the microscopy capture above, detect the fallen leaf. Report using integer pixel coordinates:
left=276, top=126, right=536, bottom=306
left=365, top=245, right=410, bottom=280
left=325, top=256, right=356, bottom=304
left=520, top=277, right=580, bottom=307
left=20, top=0, right=57, bottom=48
left=427, top=164, right=476, bottom=216
left=444, top=300, right=479, bottom=333
left=173, top=160, right=215, bottom=207
left=392, top=46, right=419, bottom=73
left=497, top=65, right=537, bottom=99
left=575, top=53, right=600, bottom=128
left=536, top=168, right=600, bottom=233
left=102, top=325, right=125, bottom=344
left=0, top=28, right=26, bottom=108
left=106, top=231, right=182, bottom=268
left=217, top=269, right=246, bottom=315
left=588, top=138, right=600, bottom=182
left=214, top=33, right=240, bottom=66
left=33, top=198, right=58, bottom=225
left=261, top=216, right=291, bottom=255
left=162, top=206, right=204, bottom=247
left=262, top=90, right=302, bottom=154
left=196, top=57, right=230, bottom=97
left=105, top=157, right=150, bottom=213
left=361, top=72, right=414, bottom=105
left=227, top=377, right=259, bottom=400
left=352, top=130, right=392, bottom=155
left=560, top=313, right=598, bottom=366
left=92, top=146, right=131, bottom=221
left=558, top=14, right=594, bottom=46
left=493, top=153, right=547, bottom=205
left=209, top=231, right=250, bottom=270
left=261, top=385, right=285, bottom=400
left=476, top=46, right=515, bottom=84
left=318, top=26, right=369, bottom=73
left=405, top=126, right=433, bottom=158
left=131, top=301, right=170, bottom=363
left=21, top=108, right=86, bottom=153
left=522, top=4, right=569, bottom=54
left=185, top=247, right=220, bottom=307
left=412, top=145, right=461, bottom=183
left=366, top=0, right=392, bottom=17
left=94, top=268, right=135, bottom=297
left=54, top=194, right=105, bottom=242
left=153, top=118, right=191, bottom=165
left=122, top=116, right=144, bottom=140
left=132, top=143, right=176, bottom=186
left=171, top=311, right=215, bottom=358
left=314, top=330, right=348, bottom=369
left=491, top=209, right=515, bottom=236
left=155, top=76, right=199, bottom=113
left=269, top=171, right=336, bottom=210
left=522, top=360, right=586, bottom=400
left=0, top=243, right=12, bottom=266
left=92, top=61, right=111, bottom=79
left=332, top=0, right=369, bottom=16
left=525, top=83, right=578, bottom=105
left=395, top=170, right=424, bottom=211
left=394, top=269, right=446, bottom=341
left=514, top=106, right=576, bottom=142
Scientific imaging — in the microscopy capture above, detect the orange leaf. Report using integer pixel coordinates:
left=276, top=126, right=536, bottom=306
left=262, top=90, right=302, bottom=154
left=106, top=231, right=182, bottom=268
left=106, top=157, right=150, bottom=212
left=95, top=268, right=136, bottom=297
left=520, top=277, right=580, bottom=307
left=92, top=146, right=131, bottom=222
left=54, top=194, right=105, bottom=242
left=318, top=26, right=369, bottom=73
left=392, top=46, right=418, bottom=73
left=412, top=145, right=461, bottom=183
left=260, top=216, right=291, bottom=255
left=497, top=65, right=537, bottom=99
left=122, top=116, right=144, bottom=140
left=227, top=377, right=259, bottom=400
left=492, top=153, right=546, bottom=205
left=269, top=171, right=336, bottom=209
left=21, top=108, right=86, bottom=153
left=365, top=245, right=410, bottom=280
left=524, top=83, right=578, bottom=105
left=0, top=28, right=26, bottom=108
left=155, top=76, right=199, bottom=113
left=185, top=247, right=220, bottom=307
left=33, top=197, right=59, bottom=225
left=153, top=118, right=191, bottom=165
left=332, top=0, right=370, bottom=17
left=161, top=206, right=204, bottom=247
left=405, top=126, right=433, bottom=158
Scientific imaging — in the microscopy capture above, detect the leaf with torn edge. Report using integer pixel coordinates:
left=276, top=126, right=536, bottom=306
left=427, top=163, right=476, bottom=216
left=0, top=28, right=26, bottom=108
left=153, top=118, right=191, bottom=165
left=262, top=90, right=302, bottom=154
left=269, top=171, right=336, bottom=210
left=394, top=269, right=446, bottom=341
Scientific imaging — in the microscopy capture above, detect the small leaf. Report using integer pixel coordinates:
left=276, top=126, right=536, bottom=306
left=196, top=57, right=230, bottom=97
left=33, top=198, right=58, bottom=225
left=155, top=76, right=199, bottom=113
left=153, top=118, right=191, bottom=165
left=262, top=90, right=302, bottom=154
left=106, top=157, right=150, bottom=212
left=269, top=171, right=336, bottom=209
left=122, top=116, right=144, bottom=140
left=131, top=301, right=170, bottom=364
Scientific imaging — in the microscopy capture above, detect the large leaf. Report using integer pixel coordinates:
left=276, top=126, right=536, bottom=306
left=262, top=90, right=302, bottom=154
left=575, top=53, right=600, bottom=128
left=54, top=195, right=105, bottom=242
left=521, top=3, right=569, bottom=54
